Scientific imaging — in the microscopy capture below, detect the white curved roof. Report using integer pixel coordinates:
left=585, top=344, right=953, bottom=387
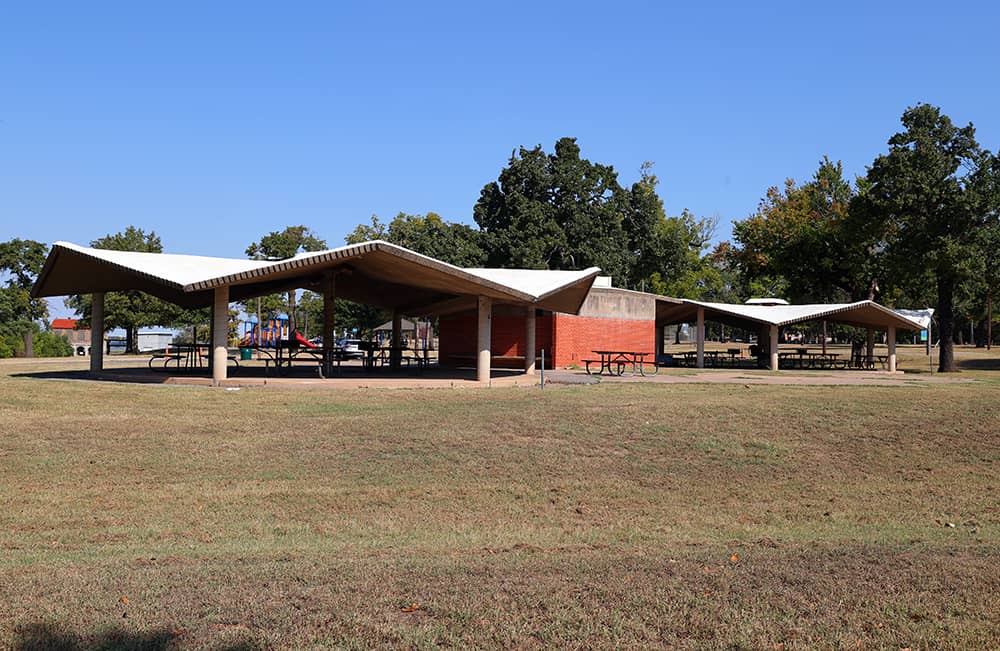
left=32, top=240, right=600, bottom=314
left=657, top=298, right=926, bottom=331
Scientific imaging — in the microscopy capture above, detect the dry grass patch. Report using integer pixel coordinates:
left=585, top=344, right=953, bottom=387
left=1, top=360, right=998, bottom=648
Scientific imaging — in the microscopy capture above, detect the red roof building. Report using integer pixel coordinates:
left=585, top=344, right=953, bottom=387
left=51, top=318, right=90, bottom=345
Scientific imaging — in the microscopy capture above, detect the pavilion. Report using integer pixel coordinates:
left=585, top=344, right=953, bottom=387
left=655, top=298, right=928, bottom=372
left=30, top=240, right=600, bottom=384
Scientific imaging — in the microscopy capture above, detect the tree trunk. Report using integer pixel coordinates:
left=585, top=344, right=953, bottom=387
left=23, top=330, right=34, bottom=358
left=988, top=290, right=993, bottom=351
left=125, top=325, right=137, bottom=354
left=937, top=277, right=957, bottom=372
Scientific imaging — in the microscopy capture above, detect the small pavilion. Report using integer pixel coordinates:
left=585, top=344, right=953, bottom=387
left=655, top=298, right=927, bottom=372
left=30, top=240, right=600, bottom=384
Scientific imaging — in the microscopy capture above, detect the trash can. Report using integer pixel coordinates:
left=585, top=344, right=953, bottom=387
left=240, top=347, right=252, bottom=360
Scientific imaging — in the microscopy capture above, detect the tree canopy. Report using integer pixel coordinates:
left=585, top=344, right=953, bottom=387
left=0, top=238, right=50, bottom=357
left=865, top=104, right=999, bottom=371
left=473, top=138, right=713, bottom=292
left=245, top=225, right=328, bottom=333
left=347, top=212, right=484, bottom=267
left=731, top=157, right=882, bottom=303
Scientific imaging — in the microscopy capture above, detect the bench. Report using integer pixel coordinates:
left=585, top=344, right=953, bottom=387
left=148, top=351, right=184, bottom=369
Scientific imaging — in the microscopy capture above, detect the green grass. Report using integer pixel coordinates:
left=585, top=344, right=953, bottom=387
left=1, top=358, right=998, bottom=649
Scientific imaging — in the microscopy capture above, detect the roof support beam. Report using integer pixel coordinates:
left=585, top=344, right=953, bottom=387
left=888, top=325, right=897, bottom=373
left=478, top=296, right=492, bottom=384
left=525, top=307, right=536, bottom=376
left=211, top=285, right=229, bottom=386
left=90, top=292, right=104, bottom=375
left=323, top=272, right=336, bottom=377
left=769, top=325, right=779, bottom=371
left=696, top=307, right=705, bottom=369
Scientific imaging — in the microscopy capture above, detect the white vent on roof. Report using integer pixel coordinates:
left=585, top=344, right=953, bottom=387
left=593, top=276, right=612, bottom=288
left=745, top=297, right=789, bottom=306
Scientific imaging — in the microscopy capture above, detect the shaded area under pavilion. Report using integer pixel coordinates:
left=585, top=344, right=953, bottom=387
left=30, top=240, right=600, bottom=385
left=654, top=299, right=928, bottom=372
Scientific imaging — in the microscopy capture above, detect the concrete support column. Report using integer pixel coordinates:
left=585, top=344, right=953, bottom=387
left=695, top=307, right=705, bottom=369
left=477, top=296, right=492, bottom=384
left=323, top=273, right=336, bottom=349
left=322, top=272, right=336, bottom=377
left=390, top=310, right=403, bottom=370
left=90, top=292, right=105, bottom=374
left=211, top=286, right=229, bottom=385
left=769, top=324, right=779, bottom=371
left=524, top=307, right=536, bottom=375
left=888, top=325, right=897, bottom=373
left=866, top=328, right=875, bottom=367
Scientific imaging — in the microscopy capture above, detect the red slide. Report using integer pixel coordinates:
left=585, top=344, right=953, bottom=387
left=294, top=331, right=318, bottom=348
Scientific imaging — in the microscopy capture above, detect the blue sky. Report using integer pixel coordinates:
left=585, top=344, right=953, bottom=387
left=3, top=0, right=999, bottom=266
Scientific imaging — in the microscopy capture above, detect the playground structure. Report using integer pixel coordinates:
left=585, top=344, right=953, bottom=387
left=242, top=313, right=289, bottom=348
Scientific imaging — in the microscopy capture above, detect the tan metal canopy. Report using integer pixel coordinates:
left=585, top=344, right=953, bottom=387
left=31, top=240, right=600, bottom=315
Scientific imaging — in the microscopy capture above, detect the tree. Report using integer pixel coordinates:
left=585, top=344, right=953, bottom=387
left=346, top=212, right=485, bottom=267
left=473, top=139, right=712, bottom=293
left=866, top=104, right=999, bottom=372
left=474, top=138, right=632, bottom=280
left=0, top=239, right=50, bottom=357
left=732, top=157, right=880, bottom=303
left=245, top=226, right=327, bottom=332
left=65, top=227, right=181, bottom=353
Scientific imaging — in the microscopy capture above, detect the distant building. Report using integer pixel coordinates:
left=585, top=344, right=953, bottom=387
left=51, top=318, right=92, bottom=356
left=137, top=331, right=175, bottom=352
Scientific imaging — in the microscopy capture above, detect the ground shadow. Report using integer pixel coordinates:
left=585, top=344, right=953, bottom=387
left=13, top=622, right=262, bottom=651
left=10, top=364, right=529, bottom=385
left=10, top=368, right=171, bottom=384
left=957, top=357, right=1000, bottom=371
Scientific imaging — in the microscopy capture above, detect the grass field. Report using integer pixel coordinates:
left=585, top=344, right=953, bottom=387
left=1, top=357, right=999, bottom=649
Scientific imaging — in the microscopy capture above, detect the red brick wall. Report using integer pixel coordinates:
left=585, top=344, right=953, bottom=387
left=439, top=312, right=554, bottom=368
left=440, top=311, right=651, bottom=369
left=552, top=314, right=655, bottom=368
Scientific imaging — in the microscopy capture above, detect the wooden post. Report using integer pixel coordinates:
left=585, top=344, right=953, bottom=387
left=90, top=292, right=104, bottom=374
left=211, top=286, right=229, bottom=386
left=477, top=296, right=492, bottom=384
left=524, top=306, right=536, bottom=375
left=888, top=325, right=897, bottom=373
left=695, top=307, right=705, bottom=369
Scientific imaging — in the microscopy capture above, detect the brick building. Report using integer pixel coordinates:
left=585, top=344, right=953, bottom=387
left=439, top=282, right=664, bottom=369
left=51, top=318, right=92, bottom=356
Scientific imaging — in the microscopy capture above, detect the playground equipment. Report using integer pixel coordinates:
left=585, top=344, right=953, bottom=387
left=241, top=313, right=289, bottom=348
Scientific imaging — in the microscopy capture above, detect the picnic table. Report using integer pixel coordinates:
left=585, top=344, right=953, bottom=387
left=364, top=346, right=431, bottom=370
left=250, top=342, right=343, bottom=377
left=585, top=350, right=658, bottom=376
left=148, top=343, right=239, bottom=372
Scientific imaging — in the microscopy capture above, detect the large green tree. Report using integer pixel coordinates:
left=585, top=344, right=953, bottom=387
left=346, top=212, right=484, bottom=267
left=65, top=227, right=183, bottom=353
left=866, top=104, right=999, bottom=372
left=473, top=139, right=711, bottom=292
left=245, top=225, right=327, bottom=332
left=732, top=157, right=881, bottom=303
left=474, top=138, right=631, bottom=280
left=0, top=238, right=50, bottom=357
